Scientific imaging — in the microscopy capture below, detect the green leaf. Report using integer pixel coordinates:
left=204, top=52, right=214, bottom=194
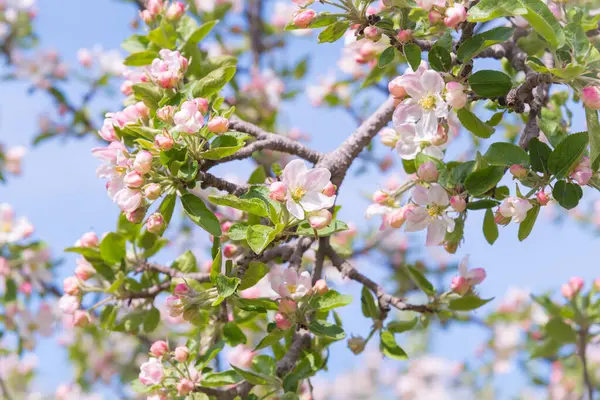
left=484, top=142, right=529, bottom=167
left=565, top=22, right=590, bottom=62
left=448, top=296, right=494, bottom=311
left=483, top=209, right=499, bottom=245
left=407, top=266, right=435, bottom=296
left=148, top=20, right=177, bottom=49
left=547, top=132, right=589, bottom=179
left=295, top=220, right=348, bottom=237
left=230, top=365, right=279, bottom=386
left=143, top=307, right=161, bottom=333
left=198, top=341, right=225, bottom=368
left=4, top=279, right=16, bottom=302
left=380, top=331, right=408, bottom=360
left=309, top=290, right=352, bottom=312
left=190, top=66, right=237, bottom=98
left=457, top=108, right=495, bottom=138
left=544, top=317, right=575, bottom=343
left=227, top=223, right=248, bottom=241
left=199, top=133, right=247, bottom=160
left=361, top=286, right=379, bottom=319
left=239, top=261, right=269, bottom=290
left=530, top=339, right=562, bottom=359
left=215, top=275, right=240, bottom=299
left=208, top=194, right=269, bottom=217
left=254, top=329, right=287, bottom=351
left=201, top=370, right=243, bottom=387
left=235, top=297, right=278, bottom=313
left=172, top=250, right=198, bottom=273
left=180, top=20, right=217, bottom=50
left=210, top=248, right=222, bottom=282
left=100, top=232, right=126, bottom=264
left=428, top=46, right=452, bottom=72
left=467, top=0, right=527, bottom=22
left=457, top=26, right=515, bottom=62
left=181, top=193, right=222, bottom=237
left=464, top=166, right=505, bottom=196
left=121, top=34, right=149, bottom=53
left=223, top=322, right=247, bottom=346
left=518, top=205, right=540, bottom=241
left=552, top=180, right=583, bottom=210
left=308, top=320, right=346, bottom=340
left=123, top=51, right=158, bottom=67
left=318, top=21, right=350, bottom=44
left=132, top=82, right=165, bottom=110
left=468, top=70, right=512, bottom=98
left=387, top=317, right=418, bottom=333
left=520, top=0, right=565, bottom=50
left=467, top=199, right=499, bottom=210
left=586, top=108, right=600, bottom=171
left=248, top=166, right=267, bottom=185
left=528, top=138, right=552, bottom=173
left=378, top=47, right=396, bottom=68
left=106, top=271, right=126, bottom=293
left=403, top=43, right=421, bottom=71
left=246, top=225, right=277, bottom=254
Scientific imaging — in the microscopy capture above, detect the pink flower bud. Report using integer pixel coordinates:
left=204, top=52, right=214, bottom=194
left=417, top=161, right=438, bottom=182
left=594, top=278, right=600, bottom=291
left=582, top=87, right=600, bottom=110
left=451, top=276, right=469, bottom=296
left=221, top=221, right=233, bottom=233
left=79, top=232, right=98, bottom=247
left=223, top=243, right=239, bottom=258
left=322, top=182, right=337, bottom=197
left=77, top=49, right=92, bottom=68
left=445, top=82, right=467, bottom=109
left=133, top=151, right=153, bottom=174
left=379, top=127, right=399, bottom=148
left=293, top=9, right=316, bottom=28
left=154, top=133, right=174, bottom=151
left=275, top=312, right=292, bottom=330
left=309, top=210, right=332, bottom=229
left=194, top=98, right=209, bottom=114
left=397, top=29, right=413, bottom=43
left=536, top=191, right=550, bottom=205
left=150, top=340, right=169, bottom=357
left=468, top=268, right=487, bottom=285
left=124, top=171, right=144, bottom=188
left=144, top=183, right=161, bottom=200
left=561, top=283, right=575, bottom=300
left=120, top=81, right=133, bottom=96
left=347, top=336, right=366, bottom=354
left=313, top=279, right=329, bottom=295
left=207, top=117, right=229, bottom=134
left=75, top=259, right=95, bottom=281
left=156, top=105, right=175, bottom=123
left=569, top=277, right=584, bottom=293
left=146, top=213, right=164, bottom=234
left=135, top=102, right=150, bottom=119
left=364, top=26, right=382, bottom=42
left=388, top=77, right=407, bottom=99
left=147, top=0, right=163, bottom=15
left=73, top=310, right=91, bottom=327
left=63, top=276, right=79, bottom=296
left=174, top=283, right=189, bottom=296
left=429, top=10, right=442, bottom=24
left=140, top=9, right=153, bottom=23
left=269, top=181, right=286, bottom=202
left=126, top=207, right=146, bottom=224
left=174, top=346, right=189, bottom=362
left=444, top=4, right=467, bottom=28
left=166, top=2, right=185, bottom=20
left=19, top=282, right=32, bottom=295
left=177, top=378, right=195, bottom=396
left=509, top=164, right=527, bottom=179
left=571, top=158, right=593, bottom=185
left=450, top=195, right=466, bottom=212
left=278, top=298, right=298, bottom=315
left=494, top=211, right=511, bottom=226
left=372, top=190, right=390, bottom=204
left=388, top=207, right=408, bottom=229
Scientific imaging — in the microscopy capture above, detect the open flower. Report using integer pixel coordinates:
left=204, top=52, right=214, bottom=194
left=451, top=255, right=486, bottom=296
left=173, top=99, right=205, bottom=133
left=405, top=184, right=455, bottom=246
left=270, top=267, right=312, bottom=299
left=281, top=159, right=335, bottom=219
left=499, top=197, right=533, bottom=223
left=139, top=358, right=164, bottom=386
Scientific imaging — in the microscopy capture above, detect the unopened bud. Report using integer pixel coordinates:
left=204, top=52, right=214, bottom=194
left=397, top=29, right=413, bottom=43
left=150, top=340, right=169, bottom=357
left=372, top=190, right=390, bottom=204
left=174, top=346, right=189, bottom=362
left=322, top=182, right=337, bottom=197
left=124, top=170, right=144, bottom=188
left=146, top=213, right=164, bottom=234
left=63, top=276, right=79, bottom=296
left=73, top=310, right=91, bottom=327
left=417, top=161, right=438, bottom=182
left=536, top=191, right=550, bottom=205
left=293, top=9, right=316, bottom=28
left=269, top=181, right=286, bottom=202
left=207, top=117, right=229, bottom=134
left=223, top=243, right=239, bottom=258
left=364, top=26, right=382, bottom=42
left=144, top=183, right=162, bottom=200
left=379, top=127, right=399, bottom=148
left=174, top=283, right=189, bottom=296
left=308, top=210, right=332, bottom=229
left=312, top=279, right=329, bottom=295
left=509, top=164, right=527, bottom=179
left=133, top=151, right=153, bottom=174
left=126, top=207, right=146, bottom=224
left=166, top=2, right=185, bottom=20
left=154, top=133, right=174, bottom=151
left=275, top=312, right=292, bottom=330
left=156, top=105, right=175, bottom=123
left=450, top=195, right=466, bottom=212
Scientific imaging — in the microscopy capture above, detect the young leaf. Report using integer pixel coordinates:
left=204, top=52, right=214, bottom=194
left=428, top=46, right=452, bottom=72
left=528, top=138, right=552, bottom=173
left=467, top=0, right=527, bottom=22
left=181, top=193, right=222, bottom=237
left=387, top=317, right=418, bottom=333
left=380, top=331, right=408, bottom=360
left=208, top=194, right=269, bottom=217
left=448, top=296, right=494, bottom=311
left=483, top=208, right=499, bottom=244
left=378, top=47, right=396, bottom=68
left=518, top=205, right=540, bottom=241
left=407, top=266, right=435, bottom=296
left=547, top=132, right=589, bottom=179
left=484, top=142, right=530, bottom=167
left=552, top=180, right=583, bottom=209
left=586, top=108, right=600, bottom=171
left=464, top=166, right=505, bottom=196
left=308, top=320, right=346, bottom=340
left=309, top=290, right=352, bottom=312
left=239, top=261, right=269, bottom=290
left=468, top=70, right=512, bottom=97
left=457, top=26, right=514, bottom=62
left=190, top=66, right=237, bottom=98
left=361, top=286, right=379, bottom=319
left=457, top=108, right=495, bottom=138
left=318, top=21, right=349, bottom=44
left=246, top=225, right=277, bottom=254
left=403, top=43, right=421, bottom=71
left=100, top=232, right=126, bottom=265
left=223, top=322, right=247, bottom=346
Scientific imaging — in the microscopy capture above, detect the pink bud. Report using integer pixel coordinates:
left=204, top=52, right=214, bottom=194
left=126, top=207, right=146, bottom=224
left=207, top=117, right=229, bottom=134
left=223, top=243, right=239, bottom=258
left=322, top=182, right=337, bottom=197
left=451, top=276, right=469, bottom=296
left=308, top=210, right=332, bottom=229
left=19, top=282, right=32, bottom=295
left=445, top=82, right=467, bottom=109
left=364, top=26, right=382, bottom=42
left=120, top=81, right=133, bottom=96
left=594, top=278, right=600, bottom=291
left=144, top=183, right=162, bottom=200
left=73, top=310, right=91, bottom=327
left=450, top=195, right=466, bottom=212
left=177, top=378, right=195, bottom=396
left=133, top=151, right=153, bottom=174
left=372, top=190, right=390, bottom=204
left=561, top=283, right=575, bottom=300
left=429, top=10, right=442, bottom=24
left=494, top=211, right=511, bottom=226
left=124, top=171, right=144, bottom=188
left=174, top=346, right=189, bottom=362
left=174, top=283, right=189, bottom=296
left=388, top=77, right=407, bottom=99
left=537, top=191, right=550, bottom=205
left=388, top=207, right=408, bottom=229
left=509, top=164, right=528, bottom=179
left=194, top=98, right=209, bottom=114
left=63, top=276, right=79, bottom=296
left=293, top=9, right=316, bottom=28
left=582, top=87, right=600, bottom=110
left=146, top=213, right=164, bottom=234
left=444, top=4, right=467, bottom=28
left=166, top=2, right=185, bottom=20
left=147, top=0, right=163, bottom=15
left=269, top=181, right=286, bottom=202
left=397, top=29, right=413, bottom=43
left=157, top=105, right=175, bottom=123
left=221, top=221, right=233, bottom=233
left=313, top=279, right=329, bottom=295
left=135, top=102, right=150, bottom=119
left=347, top=336, right=366, bottom=354
left=150, top=340, right=169, bottom=357
left=278, top=298, right=297, bottom=315
left=379, top=127, right=399, bottom=148
left=154, top=133, right=174, bottom=151
left=469, top=268, right=487, bottom=285
left=275, top=312, right=292, bottom=330
left=75, top=260, right=95, bottom=281
left=77, top=49, right=92, bottom=68
left=569, top=277, right=584, bottom=293
left=79, top=232, right=98, bottom=247
left=140, top=9, right=153, bottom=23
left=417, top=161, right=438, bottom=182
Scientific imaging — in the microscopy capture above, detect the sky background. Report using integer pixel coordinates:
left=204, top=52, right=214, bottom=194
left=2, top=0, right=599, bottom=398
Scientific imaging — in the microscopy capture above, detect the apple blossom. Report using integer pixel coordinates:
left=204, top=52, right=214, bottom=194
left=114, top=188, right=143, bottom=213
left=308, top=209, right=332, bottom=229
left=58, top=295, right=79, bottom=315
left=582, top=86, right=600, bottom=110
left=174, top=283, right=189, bottom=296
left=499, top=197, right=533, bottom=223
left=156, top=105, right=175, bottom=123
left=312, top=279, right=329, bottom=295
left=417, top=161, right=438, bottom=182
left=123, top=170, right=144, bottom=188
left=150, top=340, right=169, bottom=357
left=405, top=184, right=455, bottom=246
left=450, top=195, right=466, bottom=212
left=144, top=183, right=161, bottom=200
left=227, top=345, right=255, bottom=368
left=379, top=127, right=400, bottom=148
left=275, top=312, right=292, bottom=330
left=561, top=284, right=575, bottom=300
left=174, top=99, right=205, bottom=133
left=373, top=190, right=390, bottom=204
left=445, top=82, right=467, bottom=109
left=148, top=49, right=188, bottom=88
left=293, top=9, right=316, bottom=28
left=72, top=310, right=90, bottom=327
left=397, top=29, right=413, bottom=43
left=154, top=132, right=174, bottom=150
left=364, top=26, right=381, bottom=42
left=270, top=267, right=312, bottom=299
left=207, top=116, right=229, bottom=134
left=568, top=277, right=584, bottom=293
left=280, top=159, right=336, bottom=220
left=133, top=151, right=153, bottom=174
left=451, top=256, right=486, bottom=295
left=166, top=1, right=185, bottom=20
left=78, top=231, right=99, bottom=247
left=139, top=358, right=165, bottom=385
left=269, top=181, right=287, bottom=202
left=388, top=205, right=413, bottom=229
left=74, top=258, right=95, bottom=281
left=174, top=346, right=189, bottom=362
left=444, top=4, right=467, bottom=28
left=63, top=276, right=79, bottom=296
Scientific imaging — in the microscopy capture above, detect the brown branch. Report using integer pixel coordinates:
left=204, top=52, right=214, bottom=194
left=578, top=326, right=594, bottom=400
left=196, top=170, right=249, bottom=196
left=312, top=237, right=327, bottom=285
left=245, top=0, right=265, bottom=68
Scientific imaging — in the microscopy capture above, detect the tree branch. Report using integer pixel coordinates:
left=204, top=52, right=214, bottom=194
left=578, top=326, right=594, bottom=400
left=196, top=171, right=249, bottom=196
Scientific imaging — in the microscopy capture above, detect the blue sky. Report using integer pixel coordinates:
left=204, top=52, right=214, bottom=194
left=2, top=0, right=599, bottom=397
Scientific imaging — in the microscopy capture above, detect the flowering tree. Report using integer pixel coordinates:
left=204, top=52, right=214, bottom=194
left=3, top=0, right=600, bottom=398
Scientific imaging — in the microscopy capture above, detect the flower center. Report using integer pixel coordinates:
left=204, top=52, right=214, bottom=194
left=428, top=204, right=443, bottom=217
left=1, top=222, right=11, bottom=233
left=292, top=187, right=306, bottom=201
left=419, top=95, right=436, bottom=111
left=286, top=284, right=297, bottom=294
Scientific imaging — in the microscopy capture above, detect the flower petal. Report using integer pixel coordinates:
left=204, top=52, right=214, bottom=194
left=300, top=192, right=335, bottom=212
left=425, top=218, right=446, bottom=246
left=404, top=207, right=429, bottom=232
left=427, top=183, right=449, bottom=206
left=286, top=199, right=305, bottom=219
left=302, top=168, right=331, bottom=192
left=393, top=103, right=422, bottom=129
left=421, top=70, right=444, bottom=95
left=411, top=185, right=430, bottom=206
left=282, top=159, right=307, bottom=190
left=401, top=73, right=426, bottom=99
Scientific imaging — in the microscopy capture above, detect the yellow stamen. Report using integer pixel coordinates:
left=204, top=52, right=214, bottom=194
left=418, top=95, right=436, bottom=111
left=428, top=205, right=442, bottom=217
left=286, top=284, right=297, bottom=294
left=292, top=187, right=307, bottom=201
